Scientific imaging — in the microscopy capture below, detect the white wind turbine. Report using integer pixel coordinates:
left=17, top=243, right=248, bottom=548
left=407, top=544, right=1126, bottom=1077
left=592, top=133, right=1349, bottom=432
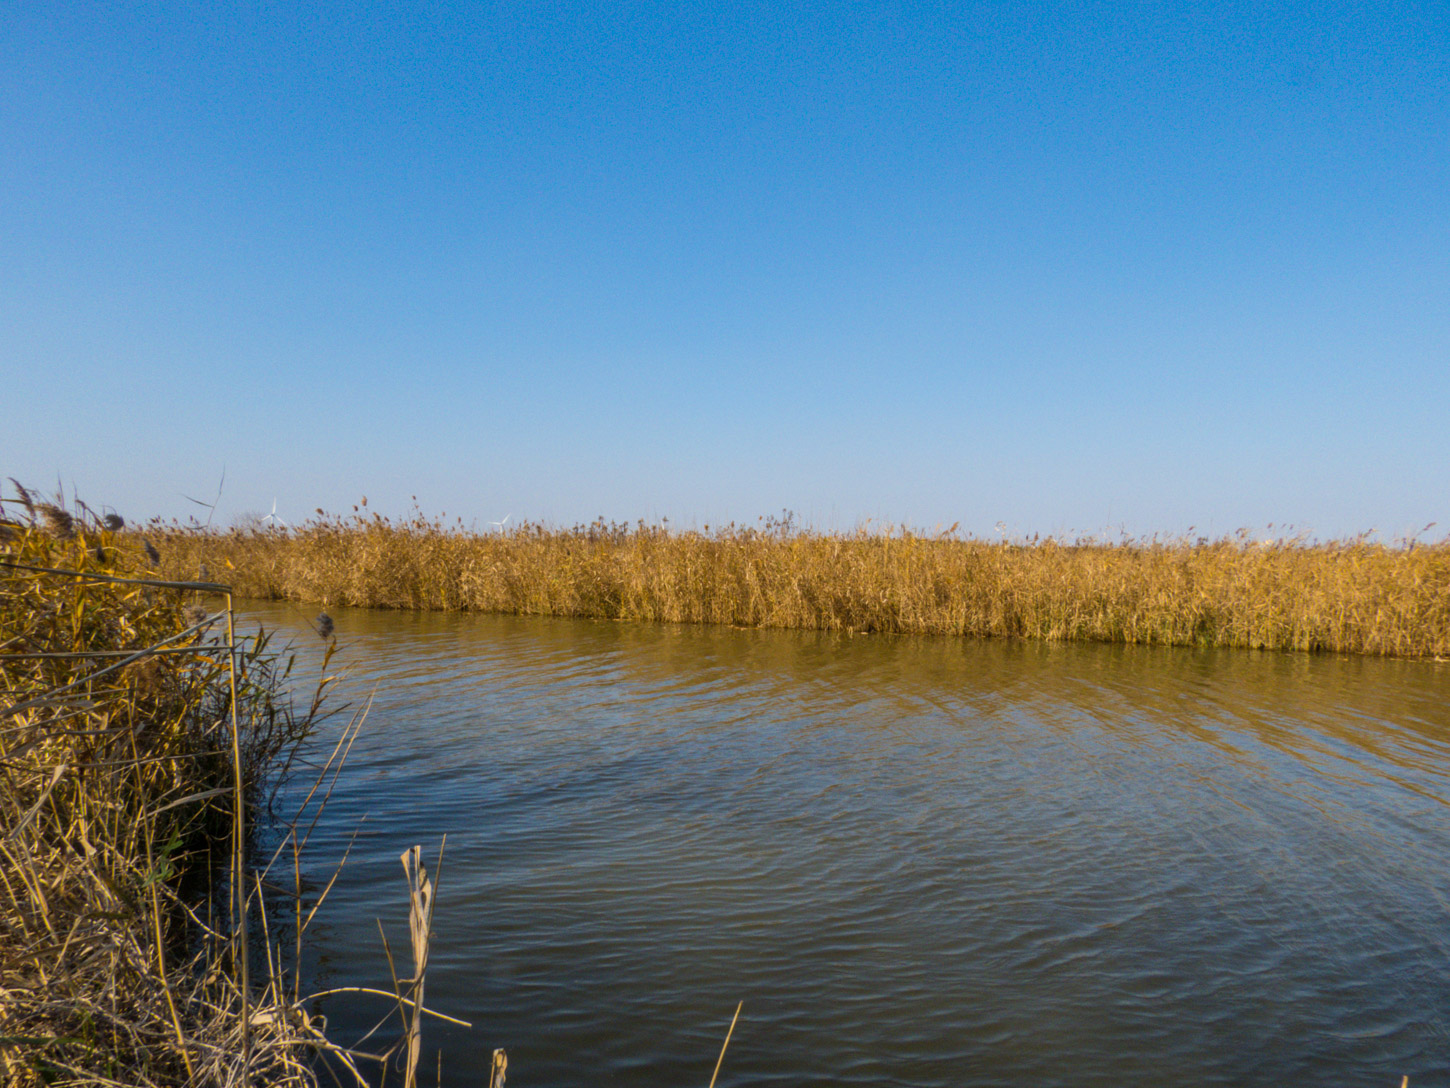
left=489, top=513, right=511, bottom=532
left=261, top=499, right=287, bottom=530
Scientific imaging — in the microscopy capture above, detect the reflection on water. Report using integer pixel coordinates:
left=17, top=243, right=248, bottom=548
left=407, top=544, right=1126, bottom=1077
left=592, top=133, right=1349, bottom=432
left=245, top=602, right=1450, bottom=1087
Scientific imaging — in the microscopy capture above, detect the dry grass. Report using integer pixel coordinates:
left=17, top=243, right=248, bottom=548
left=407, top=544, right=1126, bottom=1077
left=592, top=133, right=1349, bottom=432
left=0, top=487, right=350, bottom=1086
left=152, top=505, right=1450, bottom=658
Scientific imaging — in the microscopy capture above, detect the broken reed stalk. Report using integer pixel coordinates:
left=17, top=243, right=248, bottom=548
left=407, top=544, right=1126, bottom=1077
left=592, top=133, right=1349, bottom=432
left=399, top=841, right=440, bottom=1088
left=708, top=1001, right=743, bottom=1088
left=352, top=839, right=474, bottom=1087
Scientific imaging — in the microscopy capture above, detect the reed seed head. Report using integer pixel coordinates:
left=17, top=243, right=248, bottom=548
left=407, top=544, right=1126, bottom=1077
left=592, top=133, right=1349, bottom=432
left=316, top=611, right=334, bottom=639
left=104, top=512, right=126, bottom=532
left=8, top=477, right=34, bottom=518
left=38, top=503, right=75, bottom=538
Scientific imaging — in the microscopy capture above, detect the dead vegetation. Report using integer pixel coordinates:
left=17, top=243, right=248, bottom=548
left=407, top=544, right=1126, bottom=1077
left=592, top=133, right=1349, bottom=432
left=0, top=484, right=464, bottom=1087
left=155, top=504, right=1450, bottom=657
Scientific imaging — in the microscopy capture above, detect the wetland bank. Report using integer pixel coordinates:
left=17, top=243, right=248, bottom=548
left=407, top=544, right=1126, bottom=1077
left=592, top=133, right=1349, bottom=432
left=157, top=509, right=1450, bottom=658
left=8, top=493, right=1450, bottom=1086
left=0, top=501, right=340, bottom=1086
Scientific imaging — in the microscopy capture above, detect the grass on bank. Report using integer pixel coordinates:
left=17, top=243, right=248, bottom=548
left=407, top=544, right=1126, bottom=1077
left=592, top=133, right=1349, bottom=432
left=0, top=488, right=369, bottom=1087
left=153, top=505, right=1450, bottom=658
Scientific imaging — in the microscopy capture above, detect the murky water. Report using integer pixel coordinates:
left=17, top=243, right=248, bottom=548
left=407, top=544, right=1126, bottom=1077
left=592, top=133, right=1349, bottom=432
left=243, top=602, right=1450, bottom=1086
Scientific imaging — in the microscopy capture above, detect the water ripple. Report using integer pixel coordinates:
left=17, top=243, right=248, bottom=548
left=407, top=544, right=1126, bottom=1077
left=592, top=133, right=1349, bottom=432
left=245, top=605, right=1450, bottom=1087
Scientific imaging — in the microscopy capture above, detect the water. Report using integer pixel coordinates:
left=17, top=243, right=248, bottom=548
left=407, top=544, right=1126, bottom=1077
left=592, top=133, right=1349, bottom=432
left=243, top=602, right=1450, bottom=1086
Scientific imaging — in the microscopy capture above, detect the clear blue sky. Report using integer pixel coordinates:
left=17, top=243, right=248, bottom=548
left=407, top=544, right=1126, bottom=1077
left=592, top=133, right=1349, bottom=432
left=4, top=2, right=1446, bottom=539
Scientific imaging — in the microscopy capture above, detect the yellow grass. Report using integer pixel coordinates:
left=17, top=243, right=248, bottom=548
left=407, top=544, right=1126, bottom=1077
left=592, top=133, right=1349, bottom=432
left=153, top=507, right=1450, bottom=658
left=0, top=490, right=336, bottom=1086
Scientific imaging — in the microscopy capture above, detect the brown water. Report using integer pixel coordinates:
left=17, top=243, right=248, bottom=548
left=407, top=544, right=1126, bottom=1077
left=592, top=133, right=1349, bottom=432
left=244, top=602, right=1450, bottom=1086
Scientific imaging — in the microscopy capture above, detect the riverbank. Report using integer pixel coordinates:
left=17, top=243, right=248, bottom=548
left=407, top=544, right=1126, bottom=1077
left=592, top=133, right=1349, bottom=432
left=152, top=509, right=1450, bottom=658
left=0, top=501, right=331, bottom=1085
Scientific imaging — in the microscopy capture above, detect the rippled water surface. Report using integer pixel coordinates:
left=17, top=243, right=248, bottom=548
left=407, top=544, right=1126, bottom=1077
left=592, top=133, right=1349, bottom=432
left=244, top=603, right=1450, bottom=1086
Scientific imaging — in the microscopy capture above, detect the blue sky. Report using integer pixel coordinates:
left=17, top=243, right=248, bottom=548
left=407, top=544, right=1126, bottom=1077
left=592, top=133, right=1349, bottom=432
left=4, top=2, right=1446, bottom=538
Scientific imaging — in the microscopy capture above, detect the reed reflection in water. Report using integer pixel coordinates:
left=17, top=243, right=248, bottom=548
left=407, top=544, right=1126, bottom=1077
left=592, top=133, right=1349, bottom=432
left=248, top=602, right=1450, bottom=1087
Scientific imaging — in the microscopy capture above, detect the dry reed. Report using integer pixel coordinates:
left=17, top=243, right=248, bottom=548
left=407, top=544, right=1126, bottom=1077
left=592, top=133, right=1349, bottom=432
left=150, top=507, right=1450, bottom=658
left=0, top=488, right=366, bottom=1086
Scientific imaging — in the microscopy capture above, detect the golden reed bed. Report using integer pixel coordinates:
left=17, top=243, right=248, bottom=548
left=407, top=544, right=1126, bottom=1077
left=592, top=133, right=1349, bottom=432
left=154, top=508, right=1450, bottom=658
left=0, top=500, right=333, bottom=1085
left=3, top=486, right=476, bottom=1087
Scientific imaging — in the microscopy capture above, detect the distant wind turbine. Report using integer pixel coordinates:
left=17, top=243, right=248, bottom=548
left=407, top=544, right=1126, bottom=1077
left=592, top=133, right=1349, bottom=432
left=489, top=514, right=511, bottom=531
left=261, top=499, right=287, bottom=529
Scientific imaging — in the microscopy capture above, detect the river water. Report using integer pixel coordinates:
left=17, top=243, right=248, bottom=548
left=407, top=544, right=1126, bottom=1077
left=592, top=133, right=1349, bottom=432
left=243, top=602, right=1450, bottom=1086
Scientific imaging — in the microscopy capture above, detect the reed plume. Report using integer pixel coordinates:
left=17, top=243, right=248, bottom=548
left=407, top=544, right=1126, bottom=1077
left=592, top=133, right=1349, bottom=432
left=36, top=503, right=74, bottom=538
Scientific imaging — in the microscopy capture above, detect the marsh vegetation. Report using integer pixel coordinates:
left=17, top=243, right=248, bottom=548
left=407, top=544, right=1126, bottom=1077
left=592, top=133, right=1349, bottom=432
left=0, top=487, right=451, bottom=1087
left=158, top=506, right=1450, bottom=658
